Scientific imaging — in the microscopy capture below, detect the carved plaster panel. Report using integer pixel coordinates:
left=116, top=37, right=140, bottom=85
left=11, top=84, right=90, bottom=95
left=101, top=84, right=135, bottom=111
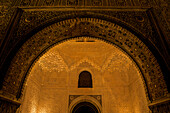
left=15, top=10, right=152, bottom=42
left=102, top=52, right=132, bottom=72
left=38, top=51, right=68, bottom=72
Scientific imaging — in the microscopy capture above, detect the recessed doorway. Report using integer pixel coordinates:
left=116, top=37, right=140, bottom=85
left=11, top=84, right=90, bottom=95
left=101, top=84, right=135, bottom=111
left=72, top=102, right=99, bottom=113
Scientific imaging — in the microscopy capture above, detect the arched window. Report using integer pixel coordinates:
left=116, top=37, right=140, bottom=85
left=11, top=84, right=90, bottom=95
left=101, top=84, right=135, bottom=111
left=78, top=71, right=92, bottom=88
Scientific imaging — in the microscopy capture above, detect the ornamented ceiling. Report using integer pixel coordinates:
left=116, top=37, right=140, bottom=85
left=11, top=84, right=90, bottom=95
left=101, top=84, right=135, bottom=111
left=38, top=38, right=132, bottom=72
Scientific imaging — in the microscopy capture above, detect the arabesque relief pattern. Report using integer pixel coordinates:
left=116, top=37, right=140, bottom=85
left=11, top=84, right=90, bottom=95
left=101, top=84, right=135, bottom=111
left=15, top=10, right=153, bottom=41
left=3, top=18, right=168, bottom=102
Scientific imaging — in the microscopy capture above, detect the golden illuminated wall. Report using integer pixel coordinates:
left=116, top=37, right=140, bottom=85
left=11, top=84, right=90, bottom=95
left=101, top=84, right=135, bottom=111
left=20, top=38, right=149, bottom=113
left=20, top=64, right=43, bottom=113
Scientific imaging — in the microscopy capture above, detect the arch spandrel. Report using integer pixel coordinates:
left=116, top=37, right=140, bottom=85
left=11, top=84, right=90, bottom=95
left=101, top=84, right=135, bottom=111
left=2, top=18, right=168, bottom=102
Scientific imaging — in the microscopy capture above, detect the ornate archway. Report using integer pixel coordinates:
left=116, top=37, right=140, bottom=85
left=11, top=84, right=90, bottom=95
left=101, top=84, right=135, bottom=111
left=1, top=18, right=168, bottom=112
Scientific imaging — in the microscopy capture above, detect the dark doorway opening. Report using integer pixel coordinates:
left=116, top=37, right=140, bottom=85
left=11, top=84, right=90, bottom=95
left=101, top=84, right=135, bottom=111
left=72, top=102, right=99, bottom=113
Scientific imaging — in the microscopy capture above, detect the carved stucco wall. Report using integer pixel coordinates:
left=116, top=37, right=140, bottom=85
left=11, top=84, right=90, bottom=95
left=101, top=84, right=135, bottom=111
left=19, top=39, right=149, bottom=113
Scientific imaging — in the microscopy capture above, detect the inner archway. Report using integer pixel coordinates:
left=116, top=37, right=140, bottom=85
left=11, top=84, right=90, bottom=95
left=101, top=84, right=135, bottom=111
left=18, top=38, right=149, bottom=113
left=72, top=102, right=99, bottom=113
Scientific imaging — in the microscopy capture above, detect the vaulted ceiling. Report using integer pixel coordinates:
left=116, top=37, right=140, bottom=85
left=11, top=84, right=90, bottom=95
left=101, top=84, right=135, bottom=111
left=37, top=38, right=133, bottom=73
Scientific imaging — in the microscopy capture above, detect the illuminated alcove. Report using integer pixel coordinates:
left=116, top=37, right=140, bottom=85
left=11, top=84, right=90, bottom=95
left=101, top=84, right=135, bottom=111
left=19, top=37, right=149, bottom=113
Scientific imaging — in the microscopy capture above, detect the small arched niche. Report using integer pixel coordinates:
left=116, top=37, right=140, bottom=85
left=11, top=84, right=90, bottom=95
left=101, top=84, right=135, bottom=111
left=78, top=71, right=93, bottom=88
